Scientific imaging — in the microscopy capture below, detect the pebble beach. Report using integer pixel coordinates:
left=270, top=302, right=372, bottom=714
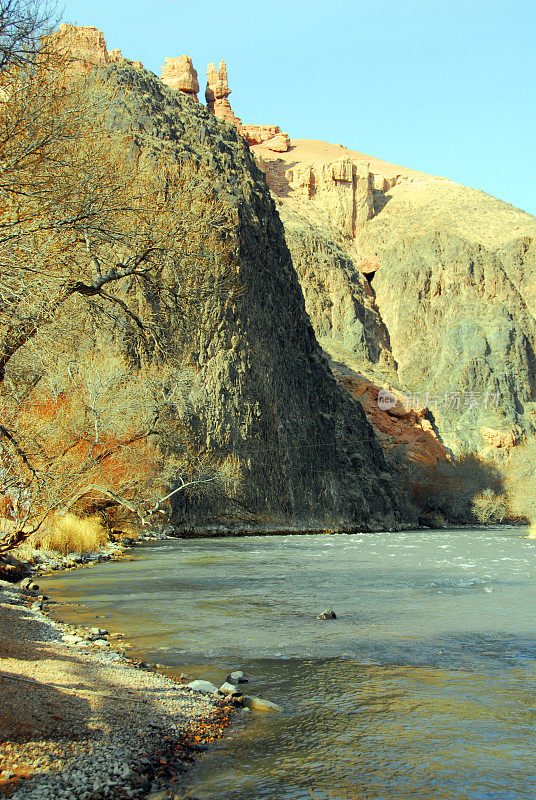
left=0, top=579, right=236, bottom=800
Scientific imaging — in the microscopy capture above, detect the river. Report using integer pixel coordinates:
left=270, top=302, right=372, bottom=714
left=40, top=527, right=536, bottom=800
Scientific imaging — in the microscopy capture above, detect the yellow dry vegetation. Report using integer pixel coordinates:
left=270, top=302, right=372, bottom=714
left=29, top=512, right=108, bottom=553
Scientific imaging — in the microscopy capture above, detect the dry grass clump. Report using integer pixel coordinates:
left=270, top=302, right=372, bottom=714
left=29, top=512, right=108, bottom=554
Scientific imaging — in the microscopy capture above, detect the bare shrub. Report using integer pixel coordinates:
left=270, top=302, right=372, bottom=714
left=472, top=488, right=510, bottom=524
left=401, top=452, right=506, bottom=525
left=504, top=439, right=536, bottom=524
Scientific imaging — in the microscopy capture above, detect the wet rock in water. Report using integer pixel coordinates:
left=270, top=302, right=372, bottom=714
left=89, top=626, right=109, bottom=636
left=31, top=601, right=43, bottom=611
left=227, top=670, right=248, bottom=683
left=242, top=695, right=283, bottom=713
left=316, top=609, right=337, bottom=619
left=92, top=638, right=110, bottom=647
left=122, top=537, right=135, bottom=546
left=218, top=681, right=239, bottom=696
left=187, top=679, right=219, bottom=695
left=21, top=578, right=40, bottom=592
left=231, top=695, right=245, bottom=707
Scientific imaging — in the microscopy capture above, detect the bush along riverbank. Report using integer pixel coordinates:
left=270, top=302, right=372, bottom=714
left=0, top=526, right=170, bottom=584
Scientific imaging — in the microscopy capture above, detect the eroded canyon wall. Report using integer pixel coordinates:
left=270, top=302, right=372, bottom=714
left=251, top=134, right=536, bottom=461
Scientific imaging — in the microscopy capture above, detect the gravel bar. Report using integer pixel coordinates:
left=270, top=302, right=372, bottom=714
left=0, top=580, right=235, bottom=799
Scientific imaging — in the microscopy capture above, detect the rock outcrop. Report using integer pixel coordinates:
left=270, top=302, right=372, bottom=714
left=205, top=61, right=241, bottom=126
left=242, top=125, right=290, bottom=152
left=160, top=55, right=199, bottom=99
left=44, top=24, right=143, bottom=72
left=108, top=48, right=143, bottom=69
left=202, top=61, right=290, bottom=150
left=100, top=62, right=410, bottom=531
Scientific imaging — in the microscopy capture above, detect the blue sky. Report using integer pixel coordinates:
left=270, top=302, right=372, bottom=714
left=61, top=0, right=535, bottom=216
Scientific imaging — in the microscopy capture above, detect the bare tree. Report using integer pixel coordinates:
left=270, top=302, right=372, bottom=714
left=0, top=0, right=55, bottom=70
left=0, top=4, right=241, bottom=552
left=0, top=341, right=242, bottom=552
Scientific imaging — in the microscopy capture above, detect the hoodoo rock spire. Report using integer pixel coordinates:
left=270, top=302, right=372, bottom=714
left=160, top=55, right=200, bottom=99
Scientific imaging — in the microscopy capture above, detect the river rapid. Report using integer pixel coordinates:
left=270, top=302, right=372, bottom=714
left=40, top=527, right=536, bottom=800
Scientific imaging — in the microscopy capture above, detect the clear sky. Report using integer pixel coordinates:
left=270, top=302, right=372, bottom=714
left=61, top=0, right=535, bottom=216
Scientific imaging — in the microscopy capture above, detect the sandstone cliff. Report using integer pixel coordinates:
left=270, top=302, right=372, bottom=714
left=45, top=24, right=143, bottom=71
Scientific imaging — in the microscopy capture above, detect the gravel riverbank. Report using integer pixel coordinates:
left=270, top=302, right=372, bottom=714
left=0, top=580, right=235, bottom=800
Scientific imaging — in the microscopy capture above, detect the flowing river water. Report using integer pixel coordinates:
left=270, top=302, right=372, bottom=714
left=40, top=528, right=536, bottom=800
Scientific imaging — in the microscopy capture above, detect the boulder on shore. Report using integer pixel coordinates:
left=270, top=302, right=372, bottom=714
left=187, top=680, right=219, bottom=695
left=227, top=670, right=248, bottom=684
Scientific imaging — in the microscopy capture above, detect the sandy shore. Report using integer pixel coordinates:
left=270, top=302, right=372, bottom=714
left=0, top=580, right=235, bottom=799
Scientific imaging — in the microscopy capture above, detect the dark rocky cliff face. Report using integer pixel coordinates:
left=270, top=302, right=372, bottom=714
left=103, top=64, right=410, bottom=530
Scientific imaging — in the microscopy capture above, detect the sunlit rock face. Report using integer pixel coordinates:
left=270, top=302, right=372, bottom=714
left=251, top=134, right=536, bottom=460
left=44, top=24, right=143, bottom=72
left=160, top=55, right=199, bottom=99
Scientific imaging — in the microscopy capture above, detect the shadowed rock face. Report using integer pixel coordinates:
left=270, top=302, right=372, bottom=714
left=103, top=64, right=410, bottom=530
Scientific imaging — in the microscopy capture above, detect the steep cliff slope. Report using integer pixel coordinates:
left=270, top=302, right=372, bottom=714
left=360, top=180, right=536, bottom=456
left=101, top=65, right=409, bottom=530
left=253, top=138, right=536, bottom=460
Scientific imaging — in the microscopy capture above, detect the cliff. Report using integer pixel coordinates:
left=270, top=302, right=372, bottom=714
left=88, top=63, right=410, bottom=531
left=252, top=137, right=536, bottom=462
